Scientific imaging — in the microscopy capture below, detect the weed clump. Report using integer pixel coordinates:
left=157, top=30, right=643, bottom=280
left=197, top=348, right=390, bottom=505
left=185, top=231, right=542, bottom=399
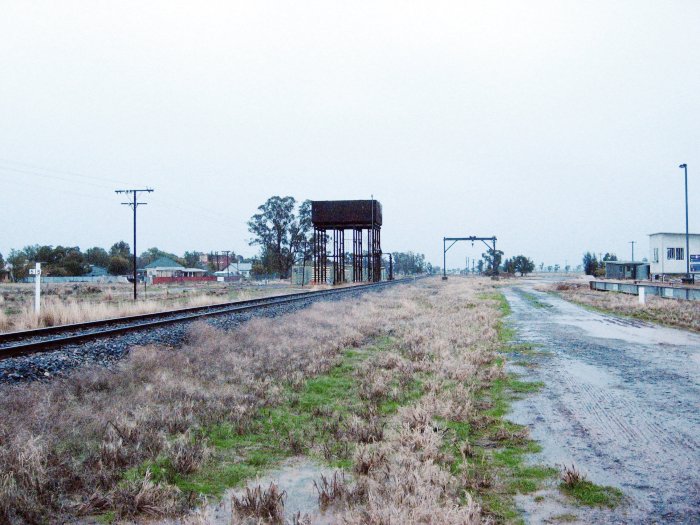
left=560, top=464, right=623, bottom=508
left=314, top=471, right=351, bottom=509
left=231, top=482, right=286, bottom=523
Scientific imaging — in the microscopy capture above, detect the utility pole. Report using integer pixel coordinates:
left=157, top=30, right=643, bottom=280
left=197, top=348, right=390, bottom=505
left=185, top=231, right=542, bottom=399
left=629, top=241, right=636, bottom=262
left=222, top=250, right=231, bottom=280
left=679, top=164, right=690, bottom=279
left=115, top=188, right=153, bottom=300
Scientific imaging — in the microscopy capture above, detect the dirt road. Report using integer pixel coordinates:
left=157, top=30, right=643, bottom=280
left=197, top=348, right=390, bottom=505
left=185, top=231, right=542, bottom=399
left=505, top=283, right=700, bottom=524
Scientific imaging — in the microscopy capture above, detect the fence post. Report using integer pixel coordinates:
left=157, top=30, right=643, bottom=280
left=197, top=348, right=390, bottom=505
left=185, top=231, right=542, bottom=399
left=639, top=286, right=646, bottom=305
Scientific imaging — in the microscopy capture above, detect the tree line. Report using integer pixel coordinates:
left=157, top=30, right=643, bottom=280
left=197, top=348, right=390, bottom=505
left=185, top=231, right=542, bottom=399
left=582, top=252, right=618, bottom=277
left=0, top=244, right=244, bottom=281
left=0, top=194, right=547, bottom=282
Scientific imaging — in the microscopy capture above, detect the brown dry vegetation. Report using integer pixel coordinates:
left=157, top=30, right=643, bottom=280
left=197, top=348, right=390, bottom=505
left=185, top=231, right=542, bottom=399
left=0, top=282, right=295, bottom=333
left=546, top=281, right=700, bottom=332
left=0, top=277, right=516, bottom=524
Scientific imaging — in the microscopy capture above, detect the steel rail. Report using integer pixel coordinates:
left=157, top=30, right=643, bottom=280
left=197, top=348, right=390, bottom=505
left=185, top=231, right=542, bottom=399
left=0, top=280, right=400, bottom=360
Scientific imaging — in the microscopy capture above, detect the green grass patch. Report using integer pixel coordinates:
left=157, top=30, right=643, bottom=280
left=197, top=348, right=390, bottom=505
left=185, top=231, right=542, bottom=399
left=505, top=342, right=549, bottom=356
left=95, top=511, right=116, bottom=524
left=483, top=375, right=544, bottom=419
left=177, top=462, right=258, bottom=495
left=379, top=378, right=425, bottom=415
left=561, top=479, right=623, bottom=508
left=443, top=372, right=555, bottom=522
left=515, top=290, right=552, bottom=309
left=448, top=298, right=560, bottom=522
left=172, top=338, right=425, bottom=500
left=478, top=291, right=513, bottom=342
left=123, top=456, right=175, bottom=484
left=550, top=514, right=578, bottom=523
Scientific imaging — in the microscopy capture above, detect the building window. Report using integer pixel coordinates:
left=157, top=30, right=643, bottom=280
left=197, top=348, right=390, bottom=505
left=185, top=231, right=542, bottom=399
left=653, top=248, right=659, bottom=263
left=667, top=247, right=685, bottom=260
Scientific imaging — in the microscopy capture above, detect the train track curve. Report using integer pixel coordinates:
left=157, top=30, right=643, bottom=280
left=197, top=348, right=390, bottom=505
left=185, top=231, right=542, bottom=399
left=0, top=279, right=403, bottom=361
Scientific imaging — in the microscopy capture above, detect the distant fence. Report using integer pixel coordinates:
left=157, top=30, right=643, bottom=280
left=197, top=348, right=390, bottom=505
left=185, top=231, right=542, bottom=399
left=152, top=276, right=217, bottom=285
left=216, top=276, right=241, bottom=282
left=590, top=280, right=700, bottom=302
left=21, top=275, right=129, bottom=284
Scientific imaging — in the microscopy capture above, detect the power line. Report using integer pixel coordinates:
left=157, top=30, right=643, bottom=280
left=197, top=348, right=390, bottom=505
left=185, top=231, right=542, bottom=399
left=0, top=158, right=133, bottom=186
left=1, top=175, right=117, bottom=203
left=116, top=188, right=154, bottom=301
left=0, top=159, right=253, bottom=230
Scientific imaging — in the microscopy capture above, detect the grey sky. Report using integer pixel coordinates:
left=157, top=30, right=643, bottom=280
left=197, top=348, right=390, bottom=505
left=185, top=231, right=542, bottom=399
left=1, top=1, right=698, bottom=268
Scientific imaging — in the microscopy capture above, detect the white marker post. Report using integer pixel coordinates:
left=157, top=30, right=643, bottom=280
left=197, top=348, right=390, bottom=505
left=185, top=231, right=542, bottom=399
left=638, top=286, right=646, bottom=305
left=29, top=262, right=41, bottom=314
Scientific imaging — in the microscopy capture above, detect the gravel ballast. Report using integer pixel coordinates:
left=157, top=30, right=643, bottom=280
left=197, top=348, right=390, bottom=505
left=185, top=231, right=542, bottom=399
left=0, top=286, right=392, bottom=383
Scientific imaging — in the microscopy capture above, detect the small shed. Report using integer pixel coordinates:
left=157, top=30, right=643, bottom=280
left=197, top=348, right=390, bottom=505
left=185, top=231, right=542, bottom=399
left=605, top=261, right=650, bottom=280
left=86, top=265, right=108, bottom=277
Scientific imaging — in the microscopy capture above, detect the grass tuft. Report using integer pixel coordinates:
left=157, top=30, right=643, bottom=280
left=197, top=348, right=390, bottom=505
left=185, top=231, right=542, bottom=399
left=560, top=464, right=623, bottom=508
left=232, top=482, right=286, bottom=523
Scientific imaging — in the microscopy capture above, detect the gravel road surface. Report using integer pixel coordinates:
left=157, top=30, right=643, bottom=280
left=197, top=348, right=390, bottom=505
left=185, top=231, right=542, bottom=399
left=505, top=283, right=700, bottom=524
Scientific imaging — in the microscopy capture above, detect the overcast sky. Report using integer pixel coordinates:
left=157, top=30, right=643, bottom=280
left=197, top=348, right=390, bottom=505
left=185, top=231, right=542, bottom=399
left=1, top=1, right=698, bottom=268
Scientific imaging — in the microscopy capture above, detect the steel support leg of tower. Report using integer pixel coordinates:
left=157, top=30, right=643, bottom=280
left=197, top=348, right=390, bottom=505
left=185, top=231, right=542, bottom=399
left=353, top=228, right=363, bottom=282
left=373, top=226, right=382, bottom=282
left=314, top=228, right=327, bottom=284
left=332, top=228, right=345, bottom=285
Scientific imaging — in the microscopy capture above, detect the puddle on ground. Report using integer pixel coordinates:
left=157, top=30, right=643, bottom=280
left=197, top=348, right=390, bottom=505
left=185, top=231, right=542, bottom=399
left=503, top=281, right=700, bottom=524
left=514, top=489, right=585, bottom=524
left=554, top=301, right=699, bottom=347
left=158, top=458, right=340, bottom=525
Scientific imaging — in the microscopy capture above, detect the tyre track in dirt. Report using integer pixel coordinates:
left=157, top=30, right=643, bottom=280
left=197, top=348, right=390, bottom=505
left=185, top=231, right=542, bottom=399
left=505, top=283, right=700, bottom=524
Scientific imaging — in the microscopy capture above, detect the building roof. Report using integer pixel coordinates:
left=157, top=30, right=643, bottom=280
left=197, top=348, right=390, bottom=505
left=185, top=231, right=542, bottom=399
left=215, top=262, right=253, bottom=276
left=220, top=262, right=252, bottom=273
left=86, top=265, right=108, bottom=276
left=183, top=267, right=207, bottom=273
left=648, top=232, right=700, bottom=237
left=145, top=257, right=184, bottom=269
left=605, top=260, right=648, bottom=266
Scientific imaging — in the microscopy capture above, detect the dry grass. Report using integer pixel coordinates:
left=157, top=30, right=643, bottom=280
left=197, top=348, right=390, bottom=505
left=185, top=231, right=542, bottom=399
left=561, top=464, right=584, bottom=487
left=314, top=472, right=349, bottom=509
left=231, top=483, right=286, bottom=524
left=330, top=279, right=503, bottom=524
left=0, top=277, right=506, bottom=524
left=545, top=281, right=700, bottom=332
left=0, top=282, right=293, bottom=332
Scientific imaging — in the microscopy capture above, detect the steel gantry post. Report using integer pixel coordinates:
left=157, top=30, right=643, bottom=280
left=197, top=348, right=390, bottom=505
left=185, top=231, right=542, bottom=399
left=443, top=238, right=447, bottom=280
left=442, top=236, right=498, bottom=280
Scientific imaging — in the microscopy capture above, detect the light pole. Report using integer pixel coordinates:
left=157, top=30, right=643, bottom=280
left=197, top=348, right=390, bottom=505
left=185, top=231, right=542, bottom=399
left=629, top=241, right=635, bottom=262
left=679, top=164, right=689, bottom=279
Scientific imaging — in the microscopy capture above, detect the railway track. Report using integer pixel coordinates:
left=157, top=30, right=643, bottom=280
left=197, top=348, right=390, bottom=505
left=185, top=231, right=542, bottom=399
left=0, top=280, right=401, bottom=360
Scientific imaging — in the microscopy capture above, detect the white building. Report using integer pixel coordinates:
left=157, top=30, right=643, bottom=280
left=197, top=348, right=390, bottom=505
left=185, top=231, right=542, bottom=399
left=215, top=262, right=253, bottom=280
left=649, top=232, right=700, bottom=276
